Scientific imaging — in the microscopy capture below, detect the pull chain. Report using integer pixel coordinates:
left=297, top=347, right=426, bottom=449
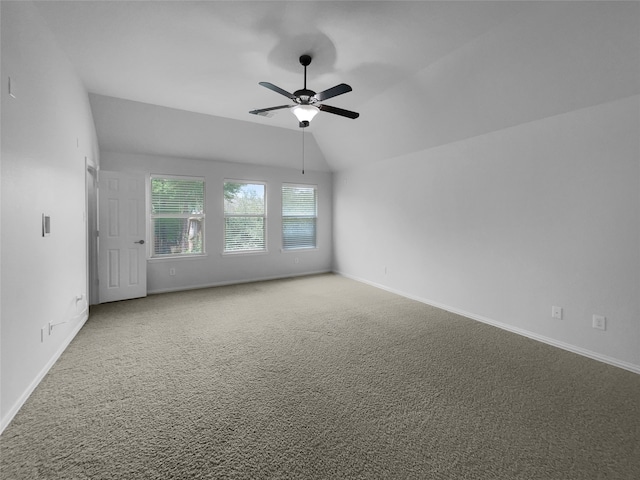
left=302, top=126, right=305, bottom=175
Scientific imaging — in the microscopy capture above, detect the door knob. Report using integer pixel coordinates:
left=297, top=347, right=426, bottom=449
left=134, top=240, right=145, bottom=245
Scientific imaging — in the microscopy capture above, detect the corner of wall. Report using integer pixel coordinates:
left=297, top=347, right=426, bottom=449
left=1, top=0, right=100, bottom=432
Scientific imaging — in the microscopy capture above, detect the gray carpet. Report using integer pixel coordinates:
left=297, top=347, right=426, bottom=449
left=1, top=274, right=639, bottom=479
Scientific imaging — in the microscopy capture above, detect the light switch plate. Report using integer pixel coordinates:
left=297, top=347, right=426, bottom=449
left=42, top=214, right=51, bottom=237
left=8, top=76, right=16, bottom=98
left=593, top=315, right=606, bottom=331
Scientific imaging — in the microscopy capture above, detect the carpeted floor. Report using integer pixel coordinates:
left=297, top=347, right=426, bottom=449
left=1, top=274, right=639, bottom=479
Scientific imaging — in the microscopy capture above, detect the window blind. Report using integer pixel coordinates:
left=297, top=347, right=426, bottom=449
left=223, top=182, right=266, bottom=253
left=151, top=177, right=205, bottom=256
left=282, top=184, right=317, bottom=250
left=152, top=178, right=204, bottom=214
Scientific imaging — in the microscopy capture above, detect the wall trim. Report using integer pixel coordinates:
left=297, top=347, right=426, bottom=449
left=0, top=311, right=91, bottom=435
left=335, top=271, right=640, bottom=375
left=147, top=269, right=332, bottom=295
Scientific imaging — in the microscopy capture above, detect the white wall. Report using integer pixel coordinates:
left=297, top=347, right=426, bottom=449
left=334, top=95, right=640, bottom=372
left=101, top=152, right=332, bottom=293
left=1, top=2, right=100, bottom=430
left=333, top=1, right=640, bottom=373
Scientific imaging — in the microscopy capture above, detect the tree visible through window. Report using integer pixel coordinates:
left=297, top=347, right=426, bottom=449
left=282, top=184, right=317, bottom=249
left=151, top=176, right=205, bottom=256
left=223, top=181, right=266, bottom=253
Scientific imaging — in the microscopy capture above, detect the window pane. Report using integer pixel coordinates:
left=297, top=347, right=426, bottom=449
left=151, top=176, right=205, bottom=257
left=283, top=218, right=316, bottom=250
left=225, top=217, right=265, bottom=252
left=223, top=182, right=266, bottom=253
left=282, top=184, right=317, bottom=249
left=153, top=217, right=203, bottom=256
left=152, top=178, right=204, bottom=215
left=282, top=186, right=316, bottom=216
left=224, top=183, right=265, bottom=215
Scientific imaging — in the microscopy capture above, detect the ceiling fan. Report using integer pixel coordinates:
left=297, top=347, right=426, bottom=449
left=249, top=54, right=359, bottom=128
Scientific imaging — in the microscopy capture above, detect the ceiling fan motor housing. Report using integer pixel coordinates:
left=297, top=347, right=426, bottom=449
left=294, top=89, right=317, bottom=104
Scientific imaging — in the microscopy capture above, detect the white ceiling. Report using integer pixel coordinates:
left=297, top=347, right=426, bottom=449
left=34, top=1, right=639, bottom=171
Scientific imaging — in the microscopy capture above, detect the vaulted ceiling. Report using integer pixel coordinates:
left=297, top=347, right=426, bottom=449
left=34, top=1, right=639, bottom=172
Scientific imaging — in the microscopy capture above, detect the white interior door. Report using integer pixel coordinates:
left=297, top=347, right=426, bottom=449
left=86, top=161, right=99, bottom=305
left=98, top=170, right=147, bottom=303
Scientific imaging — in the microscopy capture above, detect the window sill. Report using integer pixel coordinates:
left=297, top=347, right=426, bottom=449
left=281, top=247, right=319, bottom=253
left=221, top=250, right=269, bottom=257
left=148, top=254, right=208, bottom=262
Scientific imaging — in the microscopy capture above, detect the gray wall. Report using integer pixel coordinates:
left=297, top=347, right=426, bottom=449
left=1, top=1, right=100, bottom=429
left=332, top=2, right=640, bottom=372
left=334, top=95, right=639, bottom=371
left=101, top=152, right=332, bottom=293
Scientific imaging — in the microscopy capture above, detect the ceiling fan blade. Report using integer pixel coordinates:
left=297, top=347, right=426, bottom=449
left=259, top=82, right=297, bottom=100
left=314, top=83, right=352, bottom=102
left=318, top=104, right=359, bottom=119
left=249, top=105, right=292, bottom=116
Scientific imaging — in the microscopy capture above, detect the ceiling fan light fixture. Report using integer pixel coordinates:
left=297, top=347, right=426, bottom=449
left=291, top=104, right=319, bottom=123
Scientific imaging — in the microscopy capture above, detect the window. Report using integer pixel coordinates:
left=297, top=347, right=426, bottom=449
left=223, top=181, right=266, bottom=253
left=150, top=176, right=205, bottom=257
left=282, top=184, right=317, bottom=250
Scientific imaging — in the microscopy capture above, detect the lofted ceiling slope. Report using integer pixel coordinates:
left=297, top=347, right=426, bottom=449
left=34, top=1, right=640, bottom=172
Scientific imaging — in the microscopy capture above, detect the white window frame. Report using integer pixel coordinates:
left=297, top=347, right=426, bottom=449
left=223, top=180, right=267, bottom=255
left=149, top=174, right=206, bottom=259
left=282, top=183, right=318, bottom=251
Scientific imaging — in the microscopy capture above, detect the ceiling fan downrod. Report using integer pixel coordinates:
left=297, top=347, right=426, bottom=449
left=295, top=54, right=315, bottom=103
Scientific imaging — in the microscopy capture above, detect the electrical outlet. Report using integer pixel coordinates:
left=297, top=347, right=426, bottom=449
left=551, top=306, right=563, bottom=320
left=593, top=315, right=606, bottom=331
left=169, top=268, right=176, bottom=276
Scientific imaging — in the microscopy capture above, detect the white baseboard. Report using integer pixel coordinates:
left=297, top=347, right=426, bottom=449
left=0, top=310, right=90, bottom=435
left=147, top=270, right=332, bottom=295
left=335, top=271, right=640, bottom=375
